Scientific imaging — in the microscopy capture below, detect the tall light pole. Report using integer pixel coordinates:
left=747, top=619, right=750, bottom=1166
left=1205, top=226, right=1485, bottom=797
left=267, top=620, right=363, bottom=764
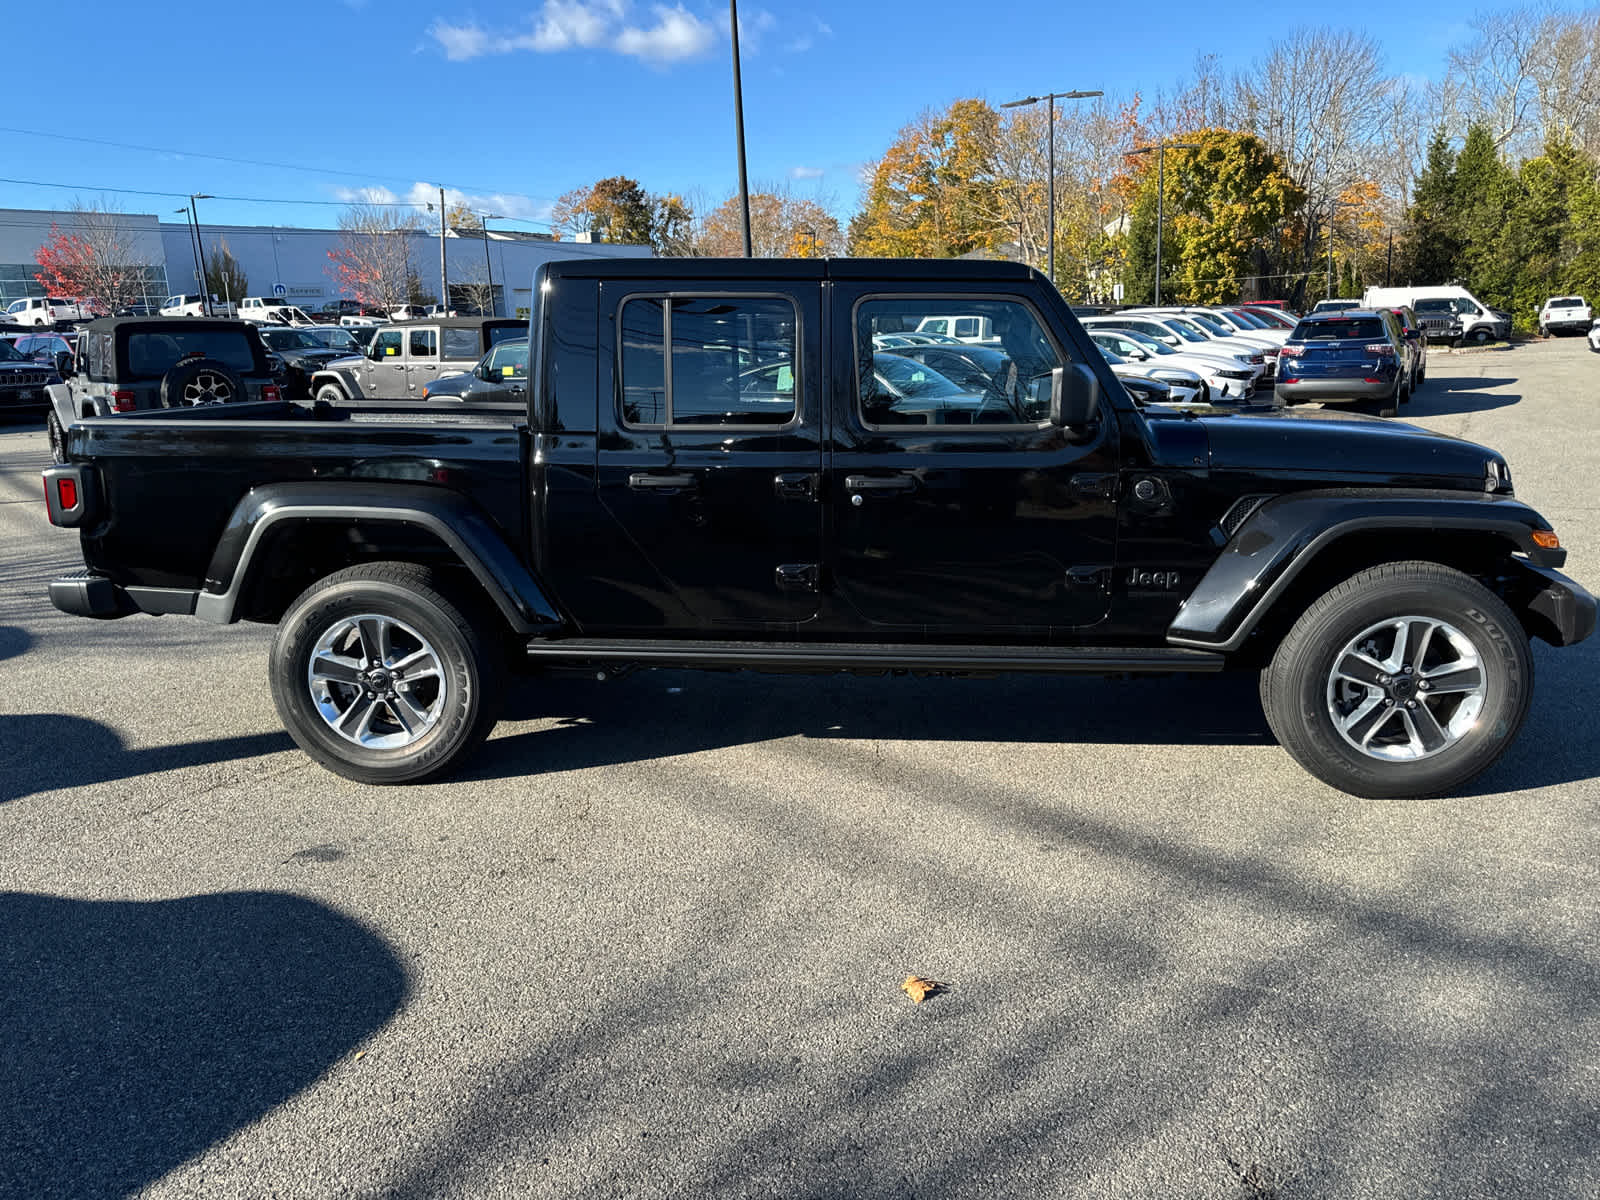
left=1001, top=88, right=1102, bottom=286
left=189, top=194, right=214, bottom=315
left=439, top=187, right=449, bottom=313
left=175, top=207, right=202, bottom=311
left=1125, top=144, right=1197, bottom=306
left=480, top=213, right=505, bottom=316
left=730, top=0, right=753, bottom=256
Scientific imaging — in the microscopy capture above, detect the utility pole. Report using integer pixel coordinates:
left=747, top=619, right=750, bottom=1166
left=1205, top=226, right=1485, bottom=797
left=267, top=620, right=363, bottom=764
left=189, top=194, right=214, bottom=314
left=1001, top=88, right=1102, bottom=285
left=1125, top=143, right=1197, bottom=306
left=480, top=214, right=505, bottom=316
left=439, top=187, right=449, bottom=314
left=176, top=207, right=202, bottom=307
left=730, top=0, right=752, bottom=256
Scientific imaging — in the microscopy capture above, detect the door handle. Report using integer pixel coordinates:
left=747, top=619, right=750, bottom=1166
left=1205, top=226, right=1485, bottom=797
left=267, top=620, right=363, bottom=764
left=773, top=471, right=818, bottom=500
left=628, top=472, right=698, bottom=491
left=844, top=474, right=916, bottom=494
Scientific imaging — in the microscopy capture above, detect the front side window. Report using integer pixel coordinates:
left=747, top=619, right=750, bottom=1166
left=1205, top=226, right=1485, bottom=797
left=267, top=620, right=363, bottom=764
left=373, top=330, right=403, bottom=359
left=618, top=295, right=797, bottom=427
left=856, top=298, right=1062, bottom=428
left=486, top=340, right=528, bottom=379
left=408, top=328, right=438, bottom=358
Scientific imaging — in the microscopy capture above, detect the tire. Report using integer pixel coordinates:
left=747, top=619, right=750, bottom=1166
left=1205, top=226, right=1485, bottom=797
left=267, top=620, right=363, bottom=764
left=160, top=357, right=243, bottom=408
left=1417, top=359, right=1427, bottom=384
left=1470, top=328, right=1490, bottom=345
left=1260, top=562, right=1533, bottom=799
left=314, top=382, right=348, bottom=405
left=46, top=410, right=66, bottom=464
left=269, top=562, right=505, bottom=784
left=1377, top=383, right=1401, bottom=418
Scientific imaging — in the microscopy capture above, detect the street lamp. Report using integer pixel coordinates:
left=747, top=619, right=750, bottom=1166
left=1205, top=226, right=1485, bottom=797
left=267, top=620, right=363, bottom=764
left=175, top=208, right=202, bottom=312
left=730, top=0, right=753, bottom=256
left=1327, top=199, right=1359, bottom=300
left=1124, top=144, right=1198, bottom=306
left=1001, top=89, right=1103, bottom=285
left=479, top=213, right=505, bottom=316
left=188, top=194, right=214, bottom=315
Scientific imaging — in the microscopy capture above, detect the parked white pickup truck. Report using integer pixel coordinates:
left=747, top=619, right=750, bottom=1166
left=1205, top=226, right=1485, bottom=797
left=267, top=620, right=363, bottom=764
left=5, top=296, right=86, bottom=326
left=1540, top=296, right=1592, bottom=336
left=159, top=294, right=239, bottom=318
left=238, top=297, right=317, bottom=326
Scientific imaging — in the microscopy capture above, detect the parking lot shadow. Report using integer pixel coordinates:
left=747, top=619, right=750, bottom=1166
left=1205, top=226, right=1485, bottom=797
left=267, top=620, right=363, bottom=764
left=0, top=623, right=31, bottom=662
left=0, top=890, right=408, bottom=1199
left=469, top=669, right=1275, bottom=783
left=1404, top=377, right=1519, bottom=418
left=0, top=714, right=294, bottom=805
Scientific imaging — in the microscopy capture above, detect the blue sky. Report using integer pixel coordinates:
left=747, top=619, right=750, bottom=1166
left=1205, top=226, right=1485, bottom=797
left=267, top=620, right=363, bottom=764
left=1, top=1, right=1489, bottom=231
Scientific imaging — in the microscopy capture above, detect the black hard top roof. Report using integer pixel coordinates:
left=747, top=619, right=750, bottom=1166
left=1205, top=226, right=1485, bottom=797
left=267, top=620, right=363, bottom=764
left=540, top=256, right=1041, bottom=283
left=81, top=316, right=258, bottom=334
left=387, top=316, right=521, bottom=329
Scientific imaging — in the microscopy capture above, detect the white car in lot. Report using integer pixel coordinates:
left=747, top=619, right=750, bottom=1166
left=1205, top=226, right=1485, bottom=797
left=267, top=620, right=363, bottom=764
left=1588, top=319, right=1600, bottom=351
left=159, top=294, right=238, bottom=318
left=1083, top=324, right=1258, bottom=401
left=238, top=297, right=317, bottom=326
left=6, top=296, right=86, bottom=325
left=1090, top=312, right=1268, bottom=381
left=1540, top=296, right=1592, bottom=336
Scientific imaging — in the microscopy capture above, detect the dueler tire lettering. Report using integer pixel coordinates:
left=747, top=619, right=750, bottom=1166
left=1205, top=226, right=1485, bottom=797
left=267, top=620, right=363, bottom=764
left=1260, top=561, right=1532, bottom=799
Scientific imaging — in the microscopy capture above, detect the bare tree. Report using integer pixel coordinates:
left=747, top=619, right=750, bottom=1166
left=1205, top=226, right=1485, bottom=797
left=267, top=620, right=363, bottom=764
left=1446, top=7, right=1547, bottom=151
left=326, top=204, right=423, bottom=312
left=33, top=201, right=157, bottom=314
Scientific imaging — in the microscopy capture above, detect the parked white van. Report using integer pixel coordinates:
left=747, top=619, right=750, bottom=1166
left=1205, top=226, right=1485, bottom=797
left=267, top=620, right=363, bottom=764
left=1362, top=286, right=1511, bottom=344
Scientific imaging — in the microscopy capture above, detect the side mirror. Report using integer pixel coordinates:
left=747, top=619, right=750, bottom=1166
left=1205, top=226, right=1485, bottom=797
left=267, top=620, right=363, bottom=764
left=1403, top=328, right=1421, bottom=340
left=1046, top=365, right=1100, bottom=428
left=1127, top=347, right=1148, bottom=360
left=1161, top=336, right=1179, bottom=346
left=54, top=350, right=74, bottom=377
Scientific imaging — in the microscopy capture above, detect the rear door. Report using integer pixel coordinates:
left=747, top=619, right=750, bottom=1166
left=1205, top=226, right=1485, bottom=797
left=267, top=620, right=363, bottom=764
left=591, top=281, right=823, bottom=631
left=405, top=325, right=439, bottom=394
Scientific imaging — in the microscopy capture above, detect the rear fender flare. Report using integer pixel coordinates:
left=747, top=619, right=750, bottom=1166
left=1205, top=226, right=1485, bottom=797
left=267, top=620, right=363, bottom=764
left=1167, top=490, right=1562, bottom=652
left=194, top=481, right=562, bottom=634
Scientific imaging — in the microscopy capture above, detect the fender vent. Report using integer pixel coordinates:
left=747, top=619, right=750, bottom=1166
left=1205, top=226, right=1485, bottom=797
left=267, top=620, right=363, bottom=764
left=1219, top=494, right=1272, bottom=539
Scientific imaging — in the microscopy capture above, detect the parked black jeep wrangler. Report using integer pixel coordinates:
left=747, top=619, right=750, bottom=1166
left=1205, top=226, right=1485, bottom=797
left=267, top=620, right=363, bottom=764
left=41, top=258, right=1595, bottom=799
left=45, top=317, right=279, bottom=462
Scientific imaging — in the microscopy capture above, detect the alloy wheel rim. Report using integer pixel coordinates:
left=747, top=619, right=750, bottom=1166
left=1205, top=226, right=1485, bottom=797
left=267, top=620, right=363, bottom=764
left=308, top=613, right=446, bottom=749
left=1325, top=616, right=1486, bottom=762
left=182, top=372, right=234, bottom=405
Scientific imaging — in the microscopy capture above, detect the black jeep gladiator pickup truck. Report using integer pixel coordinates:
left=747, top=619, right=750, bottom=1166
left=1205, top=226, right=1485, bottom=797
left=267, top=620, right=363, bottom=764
left=42, top=258, right=1594, bottom=798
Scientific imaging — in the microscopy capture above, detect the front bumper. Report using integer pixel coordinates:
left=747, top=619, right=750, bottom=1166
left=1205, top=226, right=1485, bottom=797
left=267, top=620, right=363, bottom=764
left=49, top=570, right=197, bottom=620
left=1510, top=563, right=1596, bottom=647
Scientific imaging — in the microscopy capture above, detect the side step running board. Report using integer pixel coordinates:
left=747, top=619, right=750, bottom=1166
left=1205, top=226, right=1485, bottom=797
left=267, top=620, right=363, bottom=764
left=524, top=638, right=1225, bottom=675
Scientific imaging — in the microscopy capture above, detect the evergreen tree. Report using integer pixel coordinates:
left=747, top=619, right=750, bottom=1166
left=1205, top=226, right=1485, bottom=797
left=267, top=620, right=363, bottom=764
left=1403, top=129, right=1458, bottom=285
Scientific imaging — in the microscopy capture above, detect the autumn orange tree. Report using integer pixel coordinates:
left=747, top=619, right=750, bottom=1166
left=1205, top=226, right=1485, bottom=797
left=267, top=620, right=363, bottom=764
left=33, top=203, right=155, bottom=313
left=698, top=189, right=841, bottom=257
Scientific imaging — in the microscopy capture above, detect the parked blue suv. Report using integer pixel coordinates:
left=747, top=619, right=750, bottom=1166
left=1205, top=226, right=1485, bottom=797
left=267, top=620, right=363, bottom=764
left=1275, top=309, right=1409, bottom=417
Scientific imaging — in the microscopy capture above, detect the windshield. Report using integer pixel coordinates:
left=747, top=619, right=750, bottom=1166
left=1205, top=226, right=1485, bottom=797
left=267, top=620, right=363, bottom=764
left=309, top=328, right=359, bottom=351
left=1226, top=309, right=1268, bottom=329
left=1186, top=313, right=1232, bottom=336
left=0, top=340, right=25, bottom=362
left=1414, top=299, right=1451, bottom=313
left=261, top=329, right=322, bottom=350
left=1163, top=318, right=1209, bottom=343
left=1096, top=344, right=1127, bottom=365
left=1118, top=329, right=1177, bottom=356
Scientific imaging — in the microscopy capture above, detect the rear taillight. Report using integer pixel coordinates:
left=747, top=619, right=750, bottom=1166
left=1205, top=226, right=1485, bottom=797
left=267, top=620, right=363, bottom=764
left=110, top=389, right=136, bottom=412
left=57, top=477, right=78, bottom=509
left=1365, top=343, right=1396, bottom=357
left=1279, top=344, right=1304, bottom=358
left=262, top=384, right=281, bottom=403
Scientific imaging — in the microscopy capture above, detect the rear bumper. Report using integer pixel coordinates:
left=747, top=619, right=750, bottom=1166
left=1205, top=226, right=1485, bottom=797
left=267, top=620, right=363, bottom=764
left=1274, top=377, right=1396, bottom=403
left=49, top=571, right=197, bottom=620
left=1543, top=319, right=1591, bottom=333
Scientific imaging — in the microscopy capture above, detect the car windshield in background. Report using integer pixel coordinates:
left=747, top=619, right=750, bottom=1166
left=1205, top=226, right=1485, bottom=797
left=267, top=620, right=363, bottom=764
left=1414, top=299, right=1453, bottom=313
left=1295, top=318, right=1386, bottom=341
left=126, top=330, right=256, bottom=376
left=1550, top=298, right=1583, bottom=308
left=309, top=329, right=359, bottom=351
left=1120, top=329, right=1178, bottom=355
left=261, top=329, right=323, bottom=351
left=0, top=340, right=25, bottom=361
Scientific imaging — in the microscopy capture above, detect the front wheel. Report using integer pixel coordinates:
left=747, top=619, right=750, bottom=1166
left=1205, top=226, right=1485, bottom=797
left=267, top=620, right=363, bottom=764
left=269, top=562, right=504, bottom=784
left=1470, top=328, right=1491, bottom=345
left=314, top=382, right=349, bottom=405
left=1260, top=562, right=1533, bottom=798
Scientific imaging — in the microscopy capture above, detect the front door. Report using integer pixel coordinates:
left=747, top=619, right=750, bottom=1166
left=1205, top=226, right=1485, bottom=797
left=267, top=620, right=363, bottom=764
left=366, top=329, right=404, bottom=397
left=592, top=282, right=823, bottom=632
left=827, top=289, right=1117, bottom=636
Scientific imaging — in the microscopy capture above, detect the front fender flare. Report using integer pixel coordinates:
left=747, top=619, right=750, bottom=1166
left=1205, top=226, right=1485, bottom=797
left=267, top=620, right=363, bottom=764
left=309, top=367, right=359, bottom=399
left=194, top=481, right=562, bottom=634
left=1167, top=489, right=1563, bottom=652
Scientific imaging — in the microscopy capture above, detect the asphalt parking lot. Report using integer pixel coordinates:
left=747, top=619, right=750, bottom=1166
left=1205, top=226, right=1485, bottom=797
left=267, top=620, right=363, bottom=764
left=2, top=338, right=1598, bottom=1199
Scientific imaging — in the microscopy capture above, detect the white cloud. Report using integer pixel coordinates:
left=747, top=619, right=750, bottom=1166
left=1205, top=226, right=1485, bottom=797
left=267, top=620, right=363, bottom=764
left=333, top=186, right=402, bottom=205
left=614, top=7, right=715, bottom=61
left=405, top=182, right=553, bottom=224
left=789, top=166, right=825, bottom=181
left=427, top=1, right=714, bottom=64
left=429, top=21, right=492, bottom=61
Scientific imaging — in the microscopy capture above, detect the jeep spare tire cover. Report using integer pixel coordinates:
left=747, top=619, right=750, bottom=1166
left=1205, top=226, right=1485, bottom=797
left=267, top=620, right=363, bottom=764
left=161, top=356, right=244, bottom=408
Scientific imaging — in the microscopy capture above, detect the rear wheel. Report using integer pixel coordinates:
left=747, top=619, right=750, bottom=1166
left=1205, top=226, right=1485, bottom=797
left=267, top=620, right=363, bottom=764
left=1260, top=562, right=1532, bottom=798
left=269, top=562, right=504, bottom=784
left=46, top=410, right=66, bottom=464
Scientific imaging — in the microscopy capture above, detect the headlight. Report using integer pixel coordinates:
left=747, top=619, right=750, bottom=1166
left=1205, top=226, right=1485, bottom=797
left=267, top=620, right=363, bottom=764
left=1219, top=369, right=1252, bottom=380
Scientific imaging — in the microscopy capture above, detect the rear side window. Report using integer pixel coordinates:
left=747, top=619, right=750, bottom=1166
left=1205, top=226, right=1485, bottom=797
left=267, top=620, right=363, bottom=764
left=124, top=330, right=257, bottom=377
left=408, top=328, right=437, bottom=358
left=442, top=328, right=480, bottom=359
left=1293, top=318, right=1386, bottom=341
left=618, top=295, right=798, bottom=427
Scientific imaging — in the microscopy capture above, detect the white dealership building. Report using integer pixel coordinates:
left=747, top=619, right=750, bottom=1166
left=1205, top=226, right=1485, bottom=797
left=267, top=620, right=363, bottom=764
left=0, top=208, right=649, bottom=319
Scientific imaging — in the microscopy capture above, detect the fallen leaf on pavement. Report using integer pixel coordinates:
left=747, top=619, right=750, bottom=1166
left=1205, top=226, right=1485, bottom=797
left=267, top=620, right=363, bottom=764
left=901, top=975, right=945, bottom=1004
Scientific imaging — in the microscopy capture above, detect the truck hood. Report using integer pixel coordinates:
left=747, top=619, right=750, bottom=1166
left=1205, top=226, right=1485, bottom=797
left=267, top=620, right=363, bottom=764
left=1191, top=406, right=1503, bottom=487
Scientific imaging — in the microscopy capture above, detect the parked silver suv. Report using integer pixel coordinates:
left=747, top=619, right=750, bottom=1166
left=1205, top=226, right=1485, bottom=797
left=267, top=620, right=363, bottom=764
left=310, top=317, right=523, bottom=405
